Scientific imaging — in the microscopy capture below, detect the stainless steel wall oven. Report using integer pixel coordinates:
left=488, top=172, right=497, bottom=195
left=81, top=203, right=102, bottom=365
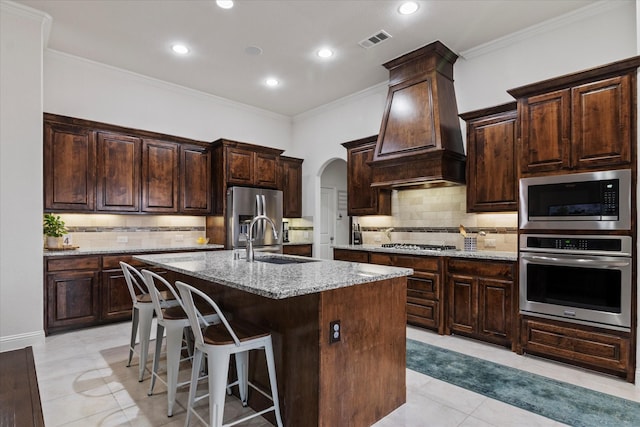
left=519, top=234, right=632, bottom=331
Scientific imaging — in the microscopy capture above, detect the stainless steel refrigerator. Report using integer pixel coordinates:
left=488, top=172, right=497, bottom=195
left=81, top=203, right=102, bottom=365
left=226, top=186, right=283, bottom=253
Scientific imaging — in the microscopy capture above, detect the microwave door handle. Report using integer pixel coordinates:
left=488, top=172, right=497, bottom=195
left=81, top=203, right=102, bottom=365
left=524, top=254, right=629, bottom=268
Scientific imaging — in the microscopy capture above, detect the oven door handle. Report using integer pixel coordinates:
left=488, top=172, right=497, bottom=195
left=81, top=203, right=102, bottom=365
left=522, top=254, right=629, bottom=268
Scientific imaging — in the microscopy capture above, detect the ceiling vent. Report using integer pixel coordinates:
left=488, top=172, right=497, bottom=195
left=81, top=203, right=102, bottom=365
left=359, top=30, right=392, bottom=49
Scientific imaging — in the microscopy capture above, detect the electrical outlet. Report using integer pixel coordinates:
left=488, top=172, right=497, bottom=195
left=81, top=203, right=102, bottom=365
left=374, top=235, right=382, bottom=243
left=485, top=238, right=496, bottom=248
left=117, top=236, right=128, bottom=243
left=329, top=320, right=341, bottom=344
left=175, top=234, right=184, bottom=242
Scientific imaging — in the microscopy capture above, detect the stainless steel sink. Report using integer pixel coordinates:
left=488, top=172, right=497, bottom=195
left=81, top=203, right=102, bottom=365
left=255, top=256, right=318, bottom=265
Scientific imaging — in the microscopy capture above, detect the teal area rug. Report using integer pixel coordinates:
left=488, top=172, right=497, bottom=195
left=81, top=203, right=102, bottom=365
left=406, top=339, right=640, bottom=427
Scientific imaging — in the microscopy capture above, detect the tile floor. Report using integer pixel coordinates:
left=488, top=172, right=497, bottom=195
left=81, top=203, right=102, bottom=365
left=31, top=322, right=640, bottom=426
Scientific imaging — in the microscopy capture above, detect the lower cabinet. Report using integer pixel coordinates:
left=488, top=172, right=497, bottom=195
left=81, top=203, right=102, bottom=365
left=333, top=248, right=369, bottom=263
left=520, top=316, right=632, bottom=381
left=446, top=258, right=515, bottom=348
left=283, top=244, right=312, bottom=257
left=369, top=253, right=444, bottom=334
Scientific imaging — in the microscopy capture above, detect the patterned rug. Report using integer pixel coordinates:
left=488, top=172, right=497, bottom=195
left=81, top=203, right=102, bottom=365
left=406, top=339, right=640, bottom=427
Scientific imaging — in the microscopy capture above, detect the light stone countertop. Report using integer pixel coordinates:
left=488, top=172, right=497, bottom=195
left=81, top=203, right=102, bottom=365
left=331, top=244, right=517, bottom=262
left=43, top=244, right=224, bottom=257
left=134, top=250, right=413, bottom=300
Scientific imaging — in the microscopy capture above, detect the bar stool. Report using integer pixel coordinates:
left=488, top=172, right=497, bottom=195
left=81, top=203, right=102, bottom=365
left=142, top=270, right=220, bottom=417
left=176, top=281, right=284, bottom=427
left=120, top=262, right=178, bottom=382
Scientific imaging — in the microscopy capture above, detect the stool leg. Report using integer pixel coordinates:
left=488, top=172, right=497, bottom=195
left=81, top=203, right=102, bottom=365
left=234, top=351, right=249, bottom=406
left=264, top=339, right=284, bottom=427
left=148, top=323, right=164, bottom=396
left=137, top=304, right=154, bottom=382
left=186, top=348, right=203, bottom=427
left=165, top=323, right=184, bottom=417
left=207, top=350, right=230, bottom=427
left=127, top=307, right=139, bottom=367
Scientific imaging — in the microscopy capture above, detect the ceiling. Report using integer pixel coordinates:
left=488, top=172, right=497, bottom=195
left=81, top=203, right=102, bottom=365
left=20, top=0, right=597, bottom=116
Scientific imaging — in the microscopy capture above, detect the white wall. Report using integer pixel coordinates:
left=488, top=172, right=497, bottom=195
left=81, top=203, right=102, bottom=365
left=0, top=1, right=49, bottom=350
left=44, top=50, right=293, bottom=150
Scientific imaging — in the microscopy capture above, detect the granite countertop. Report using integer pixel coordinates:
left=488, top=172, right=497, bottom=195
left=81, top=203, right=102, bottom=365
left=134, top=250, right=413, bottom=300
left=43, top=244, right=224, bottom=257
left=331, top=244, right=517, bottom=262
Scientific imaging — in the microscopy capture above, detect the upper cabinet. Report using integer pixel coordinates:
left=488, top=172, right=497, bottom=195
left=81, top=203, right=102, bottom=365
left=44, top=114, right=212, bottom=215
left=460, top=103, right=518, bottom=212
left=508, top=57, right=640, bottom=176
left=280, top=156, right=303, bottom=218
left=342, top=135, right=391, bottom=216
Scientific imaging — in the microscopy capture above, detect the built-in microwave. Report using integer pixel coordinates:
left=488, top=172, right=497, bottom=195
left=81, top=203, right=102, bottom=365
left=519, top=169, right=631, bottom=230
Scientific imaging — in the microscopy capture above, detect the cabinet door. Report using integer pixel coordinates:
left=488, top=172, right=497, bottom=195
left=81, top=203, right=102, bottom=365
left=226, top=147, right=254, bottom=185
left=477, top=278, right=511, bottom=345
left=44, top=122, right=95, bottom=211
left=46, top=270, right=100, bottom=330
left=447, top=274, right=475, bottom=335
left=465, top=110, right=517, bottom=212
left=572, top=75, right=632, bottom=169
left=255, top=152, right=279, bottom=188
left=96, top=133, right=141, bottom=211
left=181, top=145, right=212, bottom=214
left=142, top=139, right=179, bottom=213
left=281, top=157, right=303, bottom=217
left=519, top=89, right=571, bottom=174
left=345, top=139, right=391, bottom=216
left=101, top=268, right=133, bottom=322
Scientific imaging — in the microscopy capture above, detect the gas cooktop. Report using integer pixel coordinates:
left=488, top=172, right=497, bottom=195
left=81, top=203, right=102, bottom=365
left=381, top=243, right=458, bottom=251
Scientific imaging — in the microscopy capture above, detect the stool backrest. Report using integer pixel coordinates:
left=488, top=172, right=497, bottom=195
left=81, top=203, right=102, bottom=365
left=141, top=270, right=183, bottom=322
left=176, top=281, right=241, bottom=347
left=120, top=261, right=149, bottom=304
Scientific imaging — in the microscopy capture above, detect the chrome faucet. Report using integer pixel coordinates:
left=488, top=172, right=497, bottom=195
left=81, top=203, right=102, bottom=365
left=245, top=214, right=279, bottom=262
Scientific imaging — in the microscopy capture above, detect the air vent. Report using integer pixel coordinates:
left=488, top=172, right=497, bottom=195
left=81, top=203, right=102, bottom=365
left=359, top=30, right=392, bottom=49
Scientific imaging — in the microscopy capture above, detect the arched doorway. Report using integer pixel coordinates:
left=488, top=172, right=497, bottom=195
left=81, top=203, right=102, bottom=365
left=316, top=158, right=348, bottom=259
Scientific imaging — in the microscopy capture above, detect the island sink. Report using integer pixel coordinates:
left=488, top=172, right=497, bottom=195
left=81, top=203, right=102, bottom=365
left=255, top=256, right=318, bottom=265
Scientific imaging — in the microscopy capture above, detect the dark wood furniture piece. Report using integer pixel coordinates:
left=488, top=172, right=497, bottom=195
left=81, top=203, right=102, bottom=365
left=520, top=316, right=632, bottom=381
left=508, top=56, right=639, bottom=176
left=44, top=114, right=212, bottom=215
left=280, top=156, right=303, bottom=218
left=341, top=136, right=391, bottom=216
left=370, top=253, right=444, bottom=334
left=332, top=248, right=370, bottom=263
left=282, top=244, right=312, bottom=257
left=0, top=347, right=44, bottom=427
left=446, top=258, right=516, bottom=349
left=460, top=103, right=518, bottom=212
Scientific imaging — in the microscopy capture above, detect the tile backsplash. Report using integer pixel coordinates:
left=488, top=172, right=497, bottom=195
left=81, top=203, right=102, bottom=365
left=356, top=186, right=517, bottom=252
left=54, top=214, right=207, bottom=249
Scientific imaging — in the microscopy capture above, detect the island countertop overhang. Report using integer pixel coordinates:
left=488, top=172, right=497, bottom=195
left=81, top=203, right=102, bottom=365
left=134, top=250, right=413, bottom=300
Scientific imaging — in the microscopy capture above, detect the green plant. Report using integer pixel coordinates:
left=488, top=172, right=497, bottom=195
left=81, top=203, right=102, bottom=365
left=43, top=214, right=67, bottom=237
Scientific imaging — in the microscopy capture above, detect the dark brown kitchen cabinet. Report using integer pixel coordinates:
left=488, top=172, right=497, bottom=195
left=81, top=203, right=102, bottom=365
left=332, top=248, right=369, bottom=263
left=460, top=103, right=517, bottom=212
left=280, top=156, right=303, bottom=218
left=370, top=253, right=444, bottom=333
left=341, top=136, right=391, bottom=216
left=225, top=144, right=280, bottom=189
left=44, top=121, right=96, bottom=211
left=508, top=57, right=639, bottom=176
left=446, top=258, right=515, bottom=348
left=45, top=256, right=101, bottom=334
left=180, top=145, right=212, bottom=214
left=283, top=244, right=312, bottom=257
left=142, top=139, right=179, bottom=213
left=96, top=132, right=141, bottom=212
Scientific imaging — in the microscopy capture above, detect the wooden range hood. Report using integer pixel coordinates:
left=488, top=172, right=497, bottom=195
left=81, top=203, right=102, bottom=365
left=370, top=41, right=466, bottom=189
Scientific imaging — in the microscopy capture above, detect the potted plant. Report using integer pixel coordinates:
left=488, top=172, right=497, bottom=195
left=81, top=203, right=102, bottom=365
left=43, top=213, right=68, bottom=249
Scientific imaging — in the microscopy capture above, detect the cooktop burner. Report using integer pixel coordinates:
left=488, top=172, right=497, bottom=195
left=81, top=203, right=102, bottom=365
left=381, top=243, right=458, bottom=251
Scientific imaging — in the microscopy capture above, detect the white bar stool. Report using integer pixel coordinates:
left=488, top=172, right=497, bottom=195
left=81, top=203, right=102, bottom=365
left=142, top=270, right=220, bottom=417
left=176, top=281, right=284, bottom=427
left=120, top=262, right=177, bottom=382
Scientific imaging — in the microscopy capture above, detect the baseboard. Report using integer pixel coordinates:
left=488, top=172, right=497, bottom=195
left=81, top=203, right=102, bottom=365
left=0, top=330, right=45, bottom=352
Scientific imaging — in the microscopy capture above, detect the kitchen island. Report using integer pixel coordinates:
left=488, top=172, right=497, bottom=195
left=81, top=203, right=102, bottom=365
left=135, top=251, right=412, bottom=427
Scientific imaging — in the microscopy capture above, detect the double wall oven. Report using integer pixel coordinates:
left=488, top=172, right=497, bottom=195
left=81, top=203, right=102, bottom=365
left=519, top=169, right=633, bottom=332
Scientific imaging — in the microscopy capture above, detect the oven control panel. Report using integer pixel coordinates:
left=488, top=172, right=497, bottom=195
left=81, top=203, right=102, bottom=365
left=520, top=234, right=632, bottom=256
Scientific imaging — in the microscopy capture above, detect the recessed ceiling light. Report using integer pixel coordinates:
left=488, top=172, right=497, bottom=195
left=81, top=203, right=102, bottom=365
left=398, top=1, right=419, bottom=15
left=216, top=0, right=234, bottom=9
left=317, top=48, right=333, bottom=58
left=265, top=78, right=279, bottom=87
left=171, top=44, right=190, bottom=55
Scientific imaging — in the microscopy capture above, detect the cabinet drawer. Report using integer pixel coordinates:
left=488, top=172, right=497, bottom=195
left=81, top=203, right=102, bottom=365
left=370, top=253, right=440, bottom=271
left=46, top=256, right=100, bottom=272
left=447, top=258, right=514, bottom=281
left=102, top=254, right=147, bottom=269
left=407, top=271, right=439, bottom=300
left=407, top=300, right=439, bottom=330
left=333, top=249, right=369, bottom=263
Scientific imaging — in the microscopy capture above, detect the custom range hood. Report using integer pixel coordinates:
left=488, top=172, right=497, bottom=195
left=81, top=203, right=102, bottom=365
left=370, top=41, right=466, bottom=189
